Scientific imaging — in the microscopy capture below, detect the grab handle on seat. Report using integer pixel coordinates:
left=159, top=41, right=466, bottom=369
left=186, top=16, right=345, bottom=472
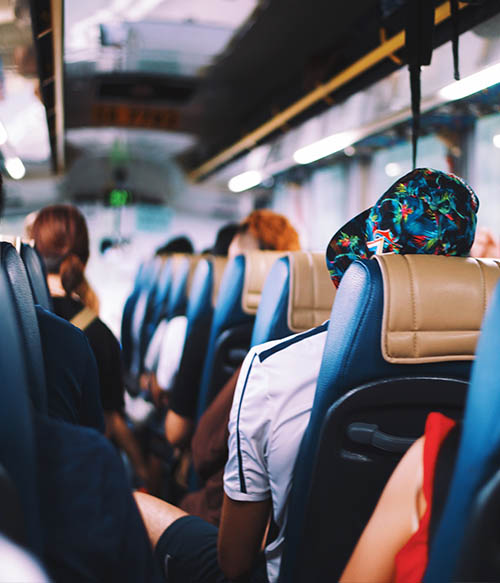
left=347, top=422, right=416, bottom=453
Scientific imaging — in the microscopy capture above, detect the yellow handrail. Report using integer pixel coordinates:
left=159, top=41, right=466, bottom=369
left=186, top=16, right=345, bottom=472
left=189, top=1, right=467, bottom=182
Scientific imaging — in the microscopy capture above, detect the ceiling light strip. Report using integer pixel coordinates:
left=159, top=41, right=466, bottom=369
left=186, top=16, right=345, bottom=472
left=189, top=1, right=467, bottom=182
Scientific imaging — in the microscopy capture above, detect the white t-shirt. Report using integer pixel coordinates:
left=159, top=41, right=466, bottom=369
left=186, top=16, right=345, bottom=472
left=144, top=319, right=169, bottom=373
left=224, top=322, right=328, bottom=583
left=156, top=315, right=188, bottom=390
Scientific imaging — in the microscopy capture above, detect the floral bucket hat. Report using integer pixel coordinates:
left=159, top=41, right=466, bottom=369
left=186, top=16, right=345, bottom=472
left=326, top=168, right=479, bottom=288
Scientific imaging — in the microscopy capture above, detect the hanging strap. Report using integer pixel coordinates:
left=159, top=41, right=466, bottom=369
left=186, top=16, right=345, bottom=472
left=409, top=64, right=421, bottom=169
left=450, top=0, right=460, bottom=80
left=70, top=306, right=98, bottom=332
left=405, top=0, right=435, bottom=169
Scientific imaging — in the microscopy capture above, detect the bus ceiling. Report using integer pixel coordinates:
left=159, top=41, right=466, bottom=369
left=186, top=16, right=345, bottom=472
left=3, top=0, right=500, bottom=190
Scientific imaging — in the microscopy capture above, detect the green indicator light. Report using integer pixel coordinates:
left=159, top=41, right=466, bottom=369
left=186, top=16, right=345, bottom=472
left=110, top=189, right=129, bottom=207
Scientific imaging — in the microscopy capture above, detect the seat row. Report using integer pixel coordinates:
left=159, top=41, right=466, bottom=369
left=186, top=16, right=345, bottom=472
left=122, top=250, right=335, bottom=418
left=123, top=249, right=500, bottom=581
left=0, top=240, right=53, bottom=557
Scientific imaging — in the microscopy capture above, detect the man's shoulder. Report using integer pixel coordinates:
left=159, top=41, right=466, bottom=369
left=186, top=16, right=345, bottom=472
left=251, top=321, right=329, bottom=365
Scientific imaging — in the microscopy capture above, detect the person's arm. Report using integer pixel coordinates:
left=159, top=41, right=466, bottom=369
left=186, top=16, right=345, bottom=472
left=220, top=348, right=272, bottom=580
left=218, top=494, right=271, bottom=580
left=105, top=411, right=150, bottom=487
left=165, top=409, right=193, bottom=449
left=340, top=436, right=425, bottom=583
left=191, top=366, right=241, bottom=479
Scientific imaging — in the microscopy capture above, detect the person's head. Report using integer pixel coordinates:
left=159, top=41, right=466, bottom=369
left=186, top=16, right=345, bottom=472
left=211, top=223, right=239, bottom=256
left=100, top=238, right=114, bottom=255
left=32, top=204, right=91, bottom=300
left=155, top=236, right=194, bottom=257
left=228, top=210, right=301, bottom=259
left=470, top=227, right=499, bottom=258
left=326, top=168, right=479, bottom=288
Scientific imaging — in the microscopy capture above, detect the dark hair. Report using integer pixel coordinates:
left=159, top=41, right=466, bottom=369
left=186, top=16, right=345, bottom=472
left=32, top=204, right=92, bottom=302
left=100, top=238, right=113, bottom=254
left=212, top=223, right=239, bottom=256
left=155, top=236, right=194, bottom=256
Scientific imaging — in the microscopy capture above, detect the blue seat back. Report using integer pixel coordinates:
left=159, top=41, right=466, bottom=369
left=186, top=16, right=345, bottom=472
left=146, top=257, right=176, bottom=338
left=129, top=258, right=163, bottom=376
left=425, top=281, right=500, bottom=582
left=121, top=259, right=157, bottom=369
left=166, top=256, right=200, bottom=320
left=281, top=255, right=500, bottom=583
left=0, top=243, right=47, bottom=414
left=171, top=256, right=227, bottom=421
left=251, top=251, right=334, bottom=346
left=20, top=243, right=52, bottom=311
left=196, top=251, right=285, bottom=419
left=0, top=268, right=42, bottom=555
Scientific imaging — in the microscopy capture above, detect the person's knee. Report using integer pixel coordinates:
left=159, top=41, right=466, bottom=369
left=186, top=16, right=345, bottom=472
left=134, top=492, right=188, bottom=548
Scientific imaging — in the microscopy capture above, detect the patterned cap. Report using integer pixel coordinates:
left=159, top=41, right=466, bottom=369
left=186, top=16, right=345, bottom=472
left=326, top=168, right=479, bottom=288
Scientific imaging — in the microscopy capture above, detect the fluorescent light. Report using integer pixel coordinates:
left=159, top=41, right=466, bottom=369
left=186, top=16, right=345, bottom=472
left=228, top=170, right=262, bottom=193
left=293, top=131, right=357, bottom=165
left=439, top=62, right=500, bottom=102
left=493, top=134, right=500, bottom=149
left=385, top=162, right=401, bottom=177
left=125, top=0, right=164, bottom=21
left=0, top=122, right=7, bottom=146
left=5, top=157, right=26, bottom=180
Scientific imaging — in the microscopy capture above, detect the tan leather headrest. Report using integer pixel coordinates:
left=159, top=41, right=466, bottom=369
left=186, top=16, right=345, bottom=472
left=211, top=256, right=228, bottom=308
left=0, top=234, right=24, bottom=253
left=241, top=251, right=287, bottom=315
left=375, top=254, right=500, bottom=364
left=287, top=251, right=335, bottom=332
left=186, top=255, right=201, bottom=294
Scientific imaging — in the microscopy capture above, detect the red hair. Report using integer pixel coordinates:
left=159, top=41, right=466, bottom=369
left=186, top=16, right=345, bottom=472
left=239, top=210, right=301, bottom=251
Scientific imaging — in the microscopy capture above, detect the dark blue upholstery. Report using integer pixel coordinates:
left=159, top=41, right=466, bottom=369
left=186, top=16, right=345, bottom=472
left=196, top=255, right=254, bottom=419
left=146, top=258, right=175, bottom=342
left=280, top=258, right=472, bottom=583
left=121, top=260, right=155, bottom=369
left=251, top=256, right=292, bottom=347
left=0, top=268, right=42, bottom=555
left=166, top=257, right=191, bottom=320
left=0, top=463, right=26, bottom=546
left=425, top=283, right=500, bottom=582
left=129, top=259, right=163, bottom=377
left=170, top=258, right=219, bottom=422
left=0, top=242, right=47, bottom=414
left=20, top=244, right=52, bottom=311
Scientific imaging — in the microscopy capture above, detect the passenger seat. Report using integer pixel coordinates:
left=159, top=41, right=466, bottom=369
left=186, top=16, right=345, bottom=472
left=281, top=255, right=500, bottom=583
left=195, top=250, right=285, bottom=419
left=0, top=242, right=47, bottom=413
left=251, top=251, right=335, bottom=346
left=426, top=279, right=500, bottom=582
left=0, top=266, right=42, bottom=555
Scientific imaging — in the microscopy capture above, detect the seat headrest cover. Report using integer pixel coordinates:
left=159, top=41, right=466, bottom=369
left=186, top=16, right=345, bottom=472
left=241, top=251, right=287, bottom=315
left=288, top=251, right=336, bottom=332
left=376, top=254, right=500, bottom=364
left=211, top=256, right=228, bottom=308
left=186, top=255, right=201, bottom=294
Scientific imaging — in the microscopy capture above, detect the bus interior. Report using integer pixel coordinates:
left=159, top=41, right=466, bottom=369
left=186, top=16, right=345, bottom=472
left=1, top=0, right=500, bottom=581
